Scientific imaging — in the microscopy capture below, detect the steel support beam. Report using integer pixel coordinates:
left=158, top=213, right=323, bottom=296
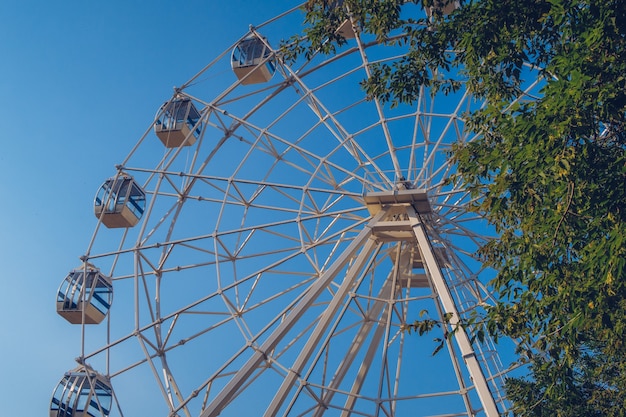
left=263, top=235, right=379, bottom=416
left=312, top=275, right=396, bottom=417
left=406, top=204, right=499, bottom=417
left=198, top=211, right=385, bottom=417
left=339, top=301, right=390, bottom=417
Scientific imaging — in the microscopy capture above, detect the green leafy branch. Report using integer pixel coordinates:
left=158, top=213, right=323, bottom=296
left=403, top=309, right=489, bottom=356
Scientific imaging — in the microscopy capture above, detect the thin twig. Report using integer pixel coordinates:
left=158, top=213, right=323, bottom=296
left=553, top=180, right=575, bottom=245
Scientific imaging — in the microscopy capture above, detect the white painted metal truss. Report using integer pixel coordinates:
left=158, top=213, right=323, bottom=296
left=57, top=3, right=545, bottom=417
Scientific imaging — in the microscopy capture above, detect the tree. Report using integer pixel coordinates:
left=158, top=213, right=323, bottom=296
left=288, top=0, right=626, bottom=415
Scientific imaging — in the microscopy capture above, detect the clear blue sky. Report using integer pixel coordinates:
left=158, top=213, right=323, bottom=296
left=0, top=1, right=299, bottom=415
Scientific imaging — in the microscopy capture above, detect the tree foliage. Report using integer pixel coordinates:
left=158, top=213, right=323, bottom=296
left=291, top=0, right=626, bottom=415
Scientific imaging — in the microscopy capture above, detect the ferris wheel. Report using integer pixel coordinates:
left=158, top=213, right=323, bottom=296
left=50, top=3, right=544, bottom=417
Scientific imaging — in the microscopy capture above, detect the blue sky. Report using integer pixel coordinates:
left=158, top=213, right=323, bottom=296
left=0, top=1, right=300, bottom=414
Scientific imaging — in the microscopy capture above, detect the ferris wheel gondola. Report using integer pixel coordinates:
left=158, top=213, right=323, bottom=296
left=50, top=365, right=113, bottom=417
left=93, top=174, right=145, bottom=228
left=155, top=97, right=203, bottom=148
left=231, top=35, right=276, bottom=85
left=56, top=264, right=112, bottom=325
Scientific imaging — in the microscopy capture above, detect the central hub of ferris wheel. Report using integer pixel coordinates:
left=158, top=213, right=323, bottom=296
left=363, top=188, right=432, bottom=242
left=363, top=189, right=438, bottom=289
left=364, top=188, right=432, bottom=216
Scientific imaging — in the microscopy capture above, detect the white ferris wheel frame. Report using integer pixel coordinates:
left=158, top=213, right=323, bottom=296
left=53, top=3, right=546, bottom=417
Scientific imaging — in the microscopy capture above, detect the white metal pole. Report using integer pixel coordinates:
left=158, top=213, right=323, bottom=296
left=313, top=275, right=396, bottom=417
left=406, top=205, right=500, bottom=417
left=263, top=235, right=379, bottom=416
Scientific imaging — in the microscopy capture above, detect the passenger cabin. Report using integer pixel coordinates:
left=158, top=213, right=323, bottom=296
left=155, top=97, right=202, bottom=147
left=57, top=264, right=112, bottom=325
left=50, top=366, right=113, bottom=417
left=231, top=37, right=276, bottom=85
left=322, top=1, right=354, bottom=39
left=94, top=174, right=145, bottom=228
left=336, top=19, right=355, bottom=39
left=426, top=0, right=460, bottom=17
